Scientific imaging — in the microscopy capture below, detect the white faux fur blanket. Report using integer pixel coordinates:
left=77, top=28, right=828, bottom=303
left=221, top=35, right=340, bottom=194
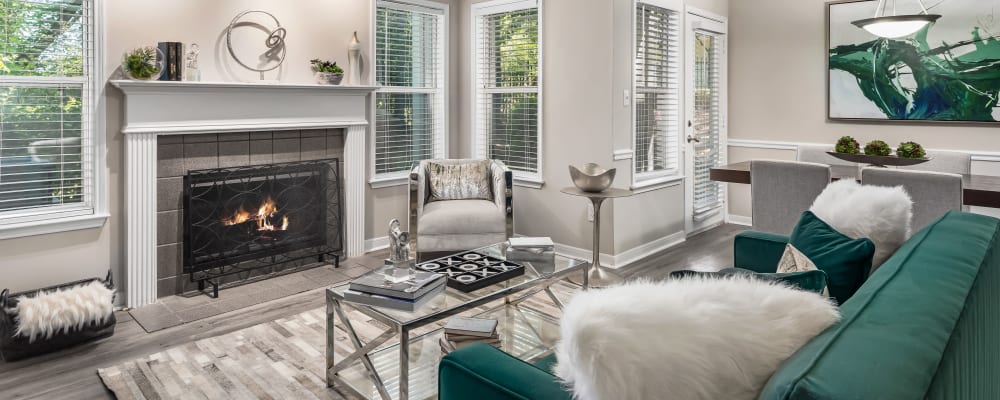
left=8, top=281, right=114, bottom=343
left=553, top=277, right=840, bottom=400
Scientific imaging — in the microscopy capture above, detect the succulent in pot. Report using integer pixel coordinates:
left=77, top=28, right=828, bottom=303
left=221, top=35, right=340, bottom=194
left=835, top=136, right=861, bottom=155
left=864, top=140, right=892, bottom=157
left=896, top=141, right=927, bottom=159
left=310, top=58, right=344, bottom=85
left=122, top=46, right=164, bottom=80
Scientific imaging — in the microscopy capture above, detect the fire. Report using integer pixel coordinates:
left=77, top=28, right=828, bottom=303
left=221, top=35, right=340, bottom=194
left=220, top=196, right=290, bottom=232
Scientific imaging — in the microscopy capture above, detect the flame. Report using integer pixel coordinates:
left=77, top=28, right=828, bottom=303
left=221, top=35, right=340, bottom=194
left=220, top=195, right=290, bottom=232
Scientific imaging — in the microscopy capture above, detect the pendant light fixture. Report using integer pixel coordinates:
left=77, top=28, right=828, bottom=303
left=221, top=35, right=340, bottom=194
left=852, top=0, right=941, bottom=39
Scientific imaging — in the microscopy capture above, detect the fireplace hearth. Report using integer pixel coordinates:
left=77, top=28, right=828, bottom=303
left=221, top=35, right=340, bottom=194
left=183, top=159, right=342, bottom=297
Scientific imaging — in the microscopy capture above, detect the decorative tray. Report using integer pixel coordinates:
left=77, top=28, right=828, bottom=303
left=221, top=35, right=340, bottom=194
left=415, top=252, right=525, bottom=293
left=826, top=151, right=931, bottom=167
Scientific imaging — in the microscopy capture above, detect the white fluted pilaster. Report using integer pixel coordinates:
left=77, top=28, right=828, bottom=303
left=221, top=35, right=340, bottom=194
left=344, top=124, right=366, bottom=258
left=125, top=132, right=158, bottom=308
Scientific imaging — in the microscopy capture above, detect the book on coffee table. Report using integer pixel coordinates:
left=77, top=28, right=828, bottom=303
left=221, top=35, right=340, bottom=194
left=509, top=237, right=554, bottom=250
left=444, top=316, right=498, bottom=337
left=349, top=269, right=445, bottom=300
left=344, top=281, right=445, bottom=311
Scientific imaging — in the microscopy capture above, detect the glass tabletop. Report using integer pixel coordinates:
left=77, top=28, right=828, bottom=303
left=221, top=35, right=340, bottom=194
left=328, top=242, right=588, bottom=328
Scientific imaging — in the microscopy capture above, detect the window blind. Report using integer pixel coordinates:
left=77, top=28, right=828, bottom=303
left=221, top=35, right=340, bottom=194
left=692, top=31, right=723, bottom=216
left=375, top=0, right=445, bottom=176
left=474, top=2, right=540, bottom=178
left=634, top=2, right=680, bottom=179
left=0, top=0, right=94, bottom=222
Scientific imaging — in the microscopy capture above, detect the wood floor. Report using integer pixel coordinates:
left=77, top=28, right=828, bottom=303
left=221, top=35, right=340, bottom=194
left=0, top=224, right=743, bottom=400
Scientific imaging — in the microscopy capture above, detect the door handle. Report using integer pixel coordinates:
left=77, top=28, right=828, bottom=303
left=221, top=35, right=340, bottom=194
left=687, top=135, right=701, bottom=143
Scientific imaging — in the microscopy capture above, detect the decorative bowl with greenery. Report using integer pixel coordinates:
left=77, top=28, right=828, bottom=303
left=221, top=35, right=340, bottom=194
left=896, top=141, right=927, bottom=159
left=864, top=140, right=892, bottom=157
left=122, top=46, right=164, bottom=80
left=835, top=136, right=861, bottom=154
left=310, top=59, right=344, bottom=85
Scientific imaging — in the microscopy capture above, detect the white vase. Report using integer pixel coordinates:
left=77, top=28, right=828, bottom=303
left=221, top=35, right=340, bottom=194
left=348, top=31, right=362, bottom=86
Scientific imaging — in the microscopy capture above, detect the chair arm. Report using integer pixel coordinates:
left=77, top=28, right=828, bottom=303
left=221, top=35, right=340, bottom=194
left=490, top=160, right=514, bottom=240
left=439, top=344, right=571, bottom=400
left=733, top=230, right=789, bottom=273
left=409, top=163, right=423, bottom=252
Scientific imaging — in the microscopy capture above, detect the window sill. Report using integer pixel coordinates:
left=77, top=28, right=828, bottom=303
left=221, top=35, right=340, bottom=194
left=631, top=175, right=684, bottom=194
left=513, top=176, right=545, bottom=189
left=0, top=213, right=109, bottom=240
left=369, top=175, right=410, bottom=189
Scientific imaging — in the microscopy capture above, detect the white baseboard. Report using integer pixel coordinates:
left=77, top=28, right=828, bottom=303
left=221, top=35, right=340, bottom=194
left=554, top=231, right=687, bottom=270
left=364, top=236, right=390, bottom=253
left=726, top=214, right=752, bottom=226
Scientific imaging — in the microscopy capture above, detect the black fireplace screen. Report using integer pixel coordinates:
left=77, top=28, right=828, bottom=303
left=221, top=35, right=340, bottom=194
left=183, top=159, right=342, bottom=276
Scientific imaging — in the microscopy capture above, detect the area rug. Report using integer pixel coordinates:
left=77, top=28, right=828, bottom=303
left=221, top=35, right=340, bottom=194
left=98, top=282, right=577, bottom=400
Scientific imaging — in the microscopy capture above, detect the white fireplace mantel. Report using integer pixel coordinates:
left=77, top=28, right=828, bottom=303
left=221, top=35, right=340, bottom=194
left=111, top=80, right=376, bottom=307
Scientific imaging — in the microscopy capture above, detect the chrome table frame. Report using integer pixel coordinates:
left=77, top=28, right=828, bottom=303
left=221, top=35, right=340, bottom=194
left=325, top=252, right=588, bottom=400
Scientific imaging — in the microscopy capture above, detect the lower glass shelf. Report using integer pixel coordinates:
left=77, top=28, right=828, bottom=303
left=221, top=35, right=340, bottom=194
left=332, top=305, right=560, bottom=400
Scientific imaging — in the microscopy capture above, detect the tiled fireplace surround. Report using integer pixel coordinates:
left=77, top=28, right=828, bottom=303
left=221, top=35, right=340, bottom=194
left=155, top=129, right=345, bottom=297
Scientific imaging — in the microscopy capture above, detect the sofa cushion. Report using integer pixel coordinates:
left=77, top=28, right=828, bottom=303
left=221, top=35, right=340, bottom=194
left=427, top=160, right=493, bottom=202
left=419, top=199, right=505, bottom=235
left=759, top=211, right=1000, bottom=400
left=789, top=211, right=875, bottom=304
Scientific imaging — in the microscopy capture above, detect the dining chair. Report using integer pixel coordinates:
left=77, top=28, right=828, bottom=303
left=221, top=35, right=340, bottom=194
left=900, top=150, right=970, bottom=175
left=751, top=160, right=832, bottom=235
left=796, top=144, right=855, bottom=167
left=861, top=168, right=963, bottom=233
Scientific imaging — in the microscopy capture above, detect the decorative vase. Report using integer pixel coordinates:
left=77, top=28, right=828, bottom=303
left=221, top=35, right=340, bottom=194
left=348, top=31, right=362, bottom=85
left=315, top=72, right=344, bottom=85
left=121, top=47, right=165, bottom=80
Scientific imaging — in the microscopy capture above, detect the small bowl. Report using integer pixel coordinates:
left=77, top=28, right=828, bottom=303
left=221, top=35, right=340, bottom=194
left=315, top=72, right=344, bottom=85
left=569, top=163, right=616, bottom=193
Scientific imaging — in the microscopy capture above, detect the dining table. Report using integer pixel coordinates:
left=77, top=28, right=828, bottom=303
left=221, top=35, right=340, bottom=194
left=710, top=161, right=1000, bottom=209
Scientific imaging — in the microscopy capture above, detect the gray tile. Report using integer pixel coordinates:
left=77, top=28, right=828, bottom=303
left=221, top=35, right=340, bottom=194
left=250, top=140, right=273, bottom=165
left=219, top=140, right=250, bottom=168
left=157, top=210, right=182, bottom=245
left=218, top=132, right=249, bottom=142
left=300, top=129, right=328, bottom=138
left=157, top=144, right=184, bottom=178
left=176, top=304, right=222, bottom=323
left=157, top=177, right=183, bottom=212
left=272, top=138, right=300, bottom=163
left=212, top=295, right=258, bottom=314
left=157, top=243, right=182, bottom=279
left=128, top=302, right=172, bottom=321
left=184, top=141, right=219, bottom=172
left=300, top=136, right=327, bottom=161
left=183, top=133, right=218, bottom=143
left=157, top=277, right=178, bottom=298
left=272, top=130, right=301, bottom=139
left=158, top=135, right=183, bottom=145
left=160, top=293, right=214, bottom=312
left=326, top=133, right=345, bottom=158
left=131, top=310, right=183, bottom=332
left=249, top=131, right=272, bottom=140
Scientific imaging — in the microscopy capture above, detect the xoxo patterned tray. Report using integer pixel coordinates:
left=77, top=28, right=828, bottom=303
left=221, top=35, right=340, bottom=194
left=415, top=251, right=525, bottom=293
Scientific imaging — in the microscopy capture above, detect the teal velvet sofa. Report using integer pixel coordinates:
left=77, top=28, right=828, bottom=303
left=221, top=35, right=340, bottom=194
left=438, top=211, right=1000, bottom=400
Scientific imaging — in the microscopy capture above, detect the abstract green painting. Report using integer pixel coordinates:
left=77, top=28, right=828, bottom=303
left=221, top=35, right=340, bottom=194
left=827, top=0, right=1000, bottom=123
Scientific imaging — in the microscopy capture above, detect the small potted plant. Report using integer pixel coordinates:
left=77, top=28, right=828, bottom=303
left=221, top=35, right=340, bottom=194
left=896, top=141, right=927, bottom=159
left=310, top=59, right=344, bottom=85
left=835, top=136, right=861, bottom=154
left=121, top=46, right=164, bottom=80
left=864, top=140, right=892, bottom=157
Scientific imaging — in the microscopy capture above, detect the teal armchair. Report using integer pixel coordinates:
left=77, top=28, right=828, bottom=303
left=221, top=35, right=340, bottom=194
left=733, top=230, right=788, bottom=273
left=439, top=343, right=571, bottom=400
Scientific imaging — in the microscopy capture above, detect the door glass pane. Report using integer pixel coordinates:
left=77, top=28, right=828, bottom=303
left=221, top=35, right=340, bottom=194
left=692, top=32, right=722, bottom=215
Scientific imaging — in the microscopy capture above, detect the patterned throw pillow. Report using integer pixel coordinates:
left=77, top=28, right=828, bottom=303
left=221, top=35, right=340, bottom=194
left=777, top=244, right=829, bottom=297
left=427, top=161, right=493, bottom=202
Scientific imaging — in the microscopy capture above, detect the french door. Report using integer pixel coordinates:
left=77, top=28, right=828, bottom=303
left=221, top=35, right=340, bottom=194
left=684, top=10, right=727, bottom=235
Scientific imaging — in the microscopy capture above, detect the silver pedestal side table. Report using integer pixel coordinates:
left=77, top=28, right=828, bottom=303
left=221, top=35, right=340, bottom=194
left=560, top=187, right=633, bottom=288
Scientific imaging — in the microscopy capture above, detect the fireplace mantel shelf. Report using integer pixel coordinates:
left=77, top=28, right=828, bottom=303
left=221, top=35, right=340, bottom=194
left=114, top=79, right=372, bottom=307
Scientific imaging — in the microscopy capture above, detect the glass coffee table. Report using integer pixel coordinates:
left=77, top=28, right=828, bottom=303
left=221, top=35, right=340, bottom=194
left=325, top=242, right=589, bottom=400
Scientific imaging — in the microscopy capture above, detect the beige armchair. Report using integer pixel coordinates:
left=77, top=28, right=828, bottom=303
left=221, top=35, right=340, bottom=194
left=409, top=159, right=514, bottom=254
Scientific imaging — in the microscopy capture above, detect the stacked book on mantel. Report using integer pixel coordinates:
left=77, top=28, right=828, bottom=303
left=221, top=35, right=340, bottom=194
left=507, top=237, right=556, bottom=267
left=344, top=270, right=445, bottom=311
left=439, top=317, right=500, bottom=354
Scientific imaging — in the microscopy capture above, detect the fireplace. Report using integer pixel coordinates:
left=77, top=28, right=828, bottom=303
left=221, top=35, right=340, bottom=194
left=183, top=159, right=342, bottom=297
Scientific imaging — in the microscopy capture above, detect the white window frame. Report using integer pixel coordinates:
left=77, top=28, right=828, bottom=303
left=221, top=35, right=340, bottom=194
left=631, top=0, right=685, bottom=190
left=369, top=0, right=449, bottom=188
left=0, top=0, right=108, bottom=239
left=471, top=0, right=544, bottom=188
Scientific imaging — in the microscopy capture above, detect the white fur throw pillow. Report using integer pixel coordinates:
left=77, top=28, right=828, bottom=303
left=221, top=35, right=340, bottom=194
left=809, top=179, right=913, bottom=271
left=9, top=280, right=114, bottom=343
left=553, top=277, right=840, bottom=400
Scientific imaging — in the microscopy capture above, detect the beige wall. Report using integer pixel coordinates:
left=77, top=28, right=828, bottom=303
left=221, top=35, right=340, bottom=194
left=727, top=0, right=1000, bottom=221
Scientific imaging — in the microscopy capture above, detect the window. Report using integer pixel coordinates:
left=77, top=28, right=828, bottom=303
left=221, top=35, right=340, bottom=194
left=0, top=0, right=103, bottom=234
left=633, top=0, right=681, bottom=184
left=374, top=0, right=447, bottom=182
left=472, top=0, right=541, bottom=185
